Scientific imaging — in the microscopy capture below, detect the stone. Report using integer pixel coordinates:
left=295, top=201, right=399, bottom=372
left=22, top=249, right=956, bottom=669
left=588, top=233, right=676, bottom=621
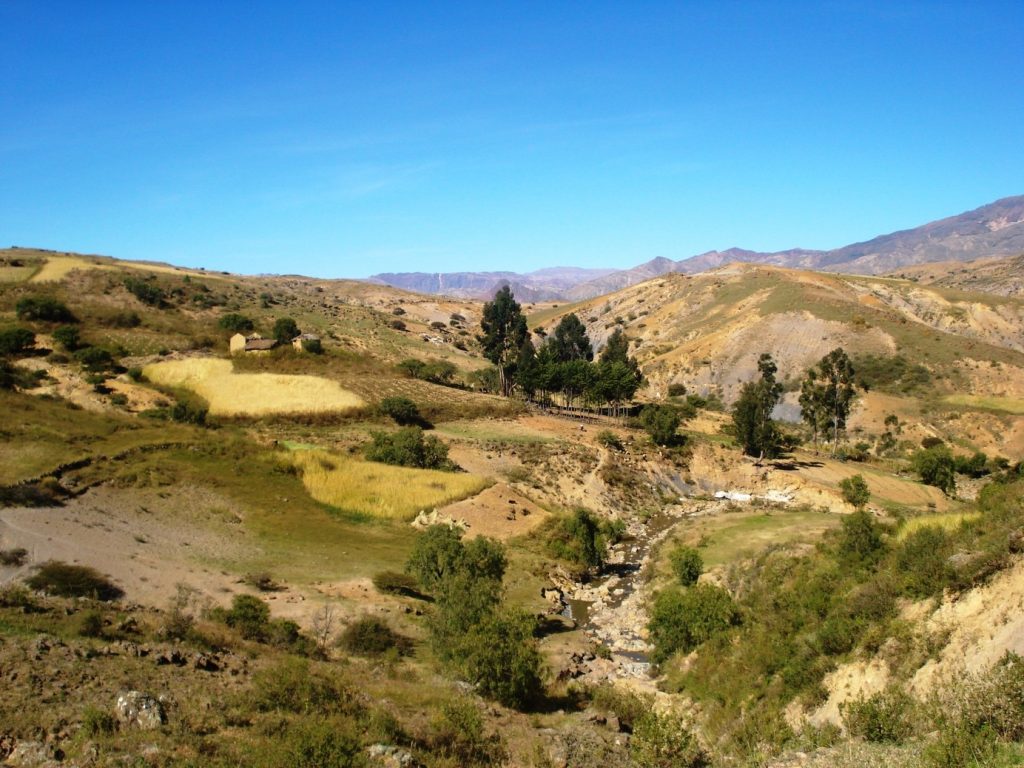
left=366, top=744, right=415, bottom=767
left=115, top=691, right=166, bottom=730
left=5, top=741, right=61, bottom=767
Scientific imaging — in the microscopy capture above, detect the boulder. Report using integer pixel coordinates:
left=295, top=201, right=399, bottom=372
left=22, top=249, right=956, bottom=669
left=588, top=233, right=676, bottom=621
left=114, top=691, right=165, bottom=730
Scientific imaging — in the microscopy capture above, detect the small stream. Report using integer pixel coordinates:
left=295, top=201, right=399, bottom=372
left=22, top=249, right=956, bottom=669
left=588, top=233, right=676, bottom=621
left=559, top=506, right=694, bottom=678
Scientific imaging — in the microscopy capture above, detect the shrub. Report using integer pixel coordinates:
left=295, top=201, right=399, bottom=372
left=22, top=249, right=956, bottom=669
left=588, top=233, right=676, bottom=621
left=268, top=720, right=362, bottom=768
left=300, top=337, right=323, bottom=354
left=218, top=313, right=254, bottom=333
left=243, top=571, right=281, bottom=592
left=640, top=404, right=683, bottom=446
left=74, top=346, right=118, bottom=373
left=544, top=508, right=606, bottom=569
left=462, top=608, right=544, bottom=708
left=77, top=609, right=105, bottom=638
left=378, top=396, right=421, bottom=425
left=667, top=382, right=688, bottom=398
left=338, top=616, right=411, bottom=657
left=250, top=658, right=356, bottom=715
left=0, top=327, right=36, bottom=356
left=364, top=426, right=452, bottom=470
left=406, top=525, right=506, bottom=595
left=839, top=474, right=871, bottom=509
left=122, top=277, right=165, bottom=306
left=896, top=525, right=953, bottom=597
left=81, top=706, right=117, bottom=737
left=596, top=429, right=624, bottom=450
left=169, top=400, right=208, bottom=425
left=649, top=584, right=739, bottom=664
left=372, top=570, right=421, bottom=597
left=16, top=296, right=75, bottom=322
left=272, top=317, right=300, bottom=344
left=224, top=594, right=271, bottom=640
left=396, top=358, right=425, bottom=378
left=51, top=325, right=82, bottom=351
left=669, top=546, right=703, bottom=587
left=0, top=547, right=29, bottom=566
left=841, top=688, right=915, bottom=743
left=913, top=445, right=957, bottom=495
left=389, top=319, right=407, bottom=331
left=838, top=509, right=885, bottom=567
left=26, top=561, right=123, bottom=600
left=954, top=451, right=990, bottom=478
left=429, top=696, right=506, bottom=766
left=630, top=710, right=710, bottom=768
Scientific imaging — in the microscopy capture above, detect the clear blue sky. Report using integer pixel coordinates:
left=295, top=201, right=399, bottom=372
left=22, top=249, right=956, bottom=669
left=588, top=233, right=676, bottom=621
left=2, top=1, right=1022, bottom=278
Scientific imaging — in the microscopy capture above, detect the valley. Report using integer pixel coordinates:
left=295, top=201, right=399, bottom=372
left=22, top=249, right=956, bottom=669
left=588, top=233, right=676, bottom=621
left=1, top=246, right=1024, bottom=767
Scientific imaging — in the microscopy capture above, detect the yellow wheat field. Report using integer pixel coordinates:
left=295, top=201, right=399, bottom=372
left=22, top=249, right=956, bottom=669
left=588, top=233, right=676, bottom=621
left=142, top=358, right=365, bottom=416
left=945, top=394, right=1024, bottom=415
left=291, top=449, right=491, bottom=520
left=897, top=512, right=980, bottom=541
left=31, top=256, right=100, bottom=282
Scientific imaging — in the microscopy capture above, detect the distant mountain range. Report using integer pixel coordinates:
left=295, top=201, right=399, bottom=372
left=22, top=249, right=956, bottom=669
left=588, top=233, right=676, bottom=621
left=369, top=195, right=1024, bottom=301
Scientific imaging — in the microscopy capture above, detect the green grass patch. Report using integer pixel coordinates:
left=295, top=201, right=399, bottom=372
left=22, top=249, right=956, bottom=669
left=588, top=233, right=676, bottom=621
left=434, top=420, right=556, bottom=444
left=945, top=394, right=1024, bottom=415
left=897, top=512, right=981, bottom=541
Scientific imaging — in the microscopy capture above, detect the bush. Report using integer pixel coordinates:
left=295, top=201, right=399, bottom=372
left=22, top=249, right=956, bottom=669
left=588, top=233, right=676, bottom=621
left=596, top=429, right=624, bottom=450
left=667, top=383, right=688, bottom=398
left=81, top=706, right=117, bottom=737
left=372, top=570, right=421, bottom=597
left=364, top=427, right=452, bottom=470
left=169, top=400, right=208, bottom=425
left=378, top=396, right=421, bottom=425
left=51, top=325, right=82, bottom=351
left=630, top=709, right=710, bottom=768
left=407, top=525, right=506, bottom=595
left=16, top=296, right=75, bottom=322
left=429, top=697, right=506, bottom=766
left=841, top=688, right=915, bottom=743
left=339, top=616, right=411, bottom=657
left=218, top=313, right=254, bottom=333
left=77, top=608, right=105, bottom=638
left=0, top=327, right=36, bottom=357
left=267, top=720, right=362, bottom=768
left=544, top=508, right=606, bottom=569
left=74, top=346, right=118, bottom=373
left=669, top=546, right=703, bottom=587
left=389, top=319, right=407, bottom=331
left=224, top=594, right=271, bottom=640
left=272, top=317, right=300, bottom=344
left=649, top=584, right=739, bottom=664
left=913, top=445, right=957, bottom=495
left=462, top=608, right=544, bottom=708
left=896, top=525, right=953, bottom=597
left=839, top=474, right=871, bottom=509
left=0, top=547, right=28, bottom=566
left=123, top=277, right=165, bottom=306
left=838, top=509, right=885, bottom=567
left=640, top=404, right=683, bottom=446
left=26, top=561, right=123, bottom=600
left=251, top=658, right=357, bottom=715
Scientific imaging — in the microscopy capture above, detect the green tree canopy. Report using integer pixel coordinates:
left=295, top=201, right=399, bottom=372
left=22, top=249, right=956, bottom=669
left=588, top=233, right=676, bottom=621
left=732, top=353, right=784, bottom=459
left=549, top=313, right=593, bottom=363
left=479, top=285, right=527, bottom=397
left=272, top=317, right=301, bottom=344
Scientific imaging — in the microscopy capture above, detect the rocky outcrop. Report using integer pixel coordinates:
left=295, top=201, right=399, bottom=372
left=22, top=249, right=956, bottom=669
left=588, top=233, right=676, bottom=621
left=114, top=691, right=165, bottom=730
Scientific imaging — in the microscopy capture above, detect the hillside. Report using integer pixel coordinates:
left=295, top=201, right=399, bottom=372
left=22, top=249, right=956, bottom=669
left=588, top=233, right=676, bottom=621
left=3, top=247, right=1024, bottom=767
left=371, top=194, right=1024, bottom=300
left=887, top=253, right=1024, bottom=298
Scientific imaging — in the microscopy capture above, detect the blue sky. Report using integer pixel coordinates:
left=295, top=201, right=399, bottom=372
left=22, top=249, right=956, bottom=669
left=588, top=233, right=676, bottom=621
left=2, top=2, right=1022, bottom=278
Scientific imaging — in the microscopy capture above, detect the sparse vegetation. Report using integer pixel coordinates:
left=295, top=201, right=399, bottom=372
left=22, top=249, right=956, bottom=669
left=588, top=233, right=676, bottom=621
left=25, top=561, right=123, bottom=600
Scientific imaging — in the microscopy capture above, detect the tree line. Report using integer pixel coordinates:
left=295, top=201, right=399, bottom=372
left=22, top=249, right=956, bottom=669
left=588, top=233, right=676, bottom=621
left=479, top=286, right=644, bottom=416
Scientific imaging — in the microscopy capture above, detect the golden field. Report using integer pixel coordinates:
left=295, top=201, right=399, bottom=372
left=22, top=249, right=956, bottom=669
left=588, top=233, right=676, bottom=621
left=142, top=358, right=365, bottom=416
left=897, top=511, right=980, bottom=540
left=291, top=448, right=492, bottom=520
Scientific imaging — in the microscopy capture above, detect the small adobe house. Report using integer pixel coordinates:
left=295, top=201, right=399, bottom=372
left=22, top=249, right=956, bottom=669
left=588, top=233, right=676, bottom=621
left=292, top=333, right=321, bottom=351
left=229, top=333, right=278, bottom=355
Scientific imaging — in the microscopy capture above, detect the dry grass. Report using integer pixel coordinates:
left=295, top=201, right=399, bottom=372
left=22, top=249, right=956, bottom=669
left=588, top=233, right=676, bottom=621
left=897, top=511, right=981, bottom=540
left=291, top=449, right=491, bottom=520
left=142, top=358, right=365, bottom=417
left=30, top=256, right=101, bottom=282
left=0, top=265, right=37, bottom=283
left=945, top=394, right=1024, bottom=414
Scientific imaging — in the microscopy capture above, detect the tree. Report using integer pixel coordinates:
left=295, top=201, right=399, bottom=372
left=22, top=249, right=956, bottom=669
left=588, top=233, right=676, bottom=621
left=732, top=353, right=784, bottom=460
left=479, top=285, right=527, bottom=397
left=515, top=338, right=540, bottom=400
left=272, top=317, right=300, bottom=344
left=596, top=328, right=644, bottom=417
left=0, top=327, right=36, bottom=357
left=839, top=474, right=871, bottom=509
left=545, top=508, right=605, bottom=569
left=549, top=313, right=593, bottom=362
left=839, top=509, right=885, bottom=567
left=462, top=608, right=544, bottom=708
left=912, top=445, right=957, bottom=495
left=218, top=313, right=254, bottom=333
left=379, top=396, right=421, bottom=425
left=815, top=348, right=856, bottom=450
left=648, top=584, right=739, bottom=664
left=640, top=404, right=682, bottom=446
left=799, top=369, right=829, bottom=452
left=16, top=296, right=76, bottom=323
